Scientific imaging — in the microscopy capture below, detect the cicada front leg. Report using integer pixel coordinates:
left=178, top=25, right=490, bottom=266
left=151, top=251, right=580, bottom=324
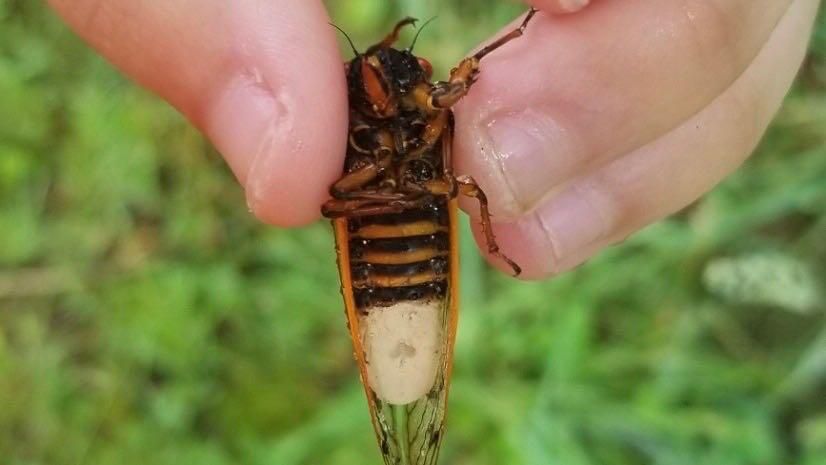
left=429, top=8, right=538, bottom=110
left=368, top=17, right=418, bottom=51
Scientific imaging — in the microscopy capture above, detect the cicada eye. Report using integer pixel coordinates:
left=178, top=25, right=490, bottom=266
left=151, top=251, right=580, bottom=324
left=417, top=57, right=433, bottom=79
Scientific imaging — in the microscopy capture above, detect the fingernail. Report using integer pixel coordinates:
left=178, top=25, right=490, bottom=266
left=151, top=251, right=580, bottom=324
left=535, top=182, right=614, bottom=263
left=484, top=108, right=580, bottom=215
left=206, top=71, right=326, bottom=225
left=557, top=0, right=590, bottom=13
left=205, top=70, right=288, bottom=186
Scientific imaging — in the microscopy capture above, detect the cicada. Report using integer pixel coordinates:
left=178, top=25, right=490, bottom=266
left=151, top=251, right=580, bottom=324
left=322, top=9, right=537, bottom=464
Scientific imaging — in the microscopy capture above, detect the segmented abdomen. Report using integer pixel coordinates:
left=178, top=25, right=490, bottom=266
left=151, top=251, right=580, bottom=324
left=347, top=197, right=451, bottom=311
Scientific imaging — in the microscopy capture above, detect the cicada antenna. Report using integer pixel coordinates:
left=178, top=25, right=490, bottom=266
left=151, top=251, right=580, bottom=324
left=330, top=23, right=360, bottom=57
left=408, top=16, right=437, bottom=52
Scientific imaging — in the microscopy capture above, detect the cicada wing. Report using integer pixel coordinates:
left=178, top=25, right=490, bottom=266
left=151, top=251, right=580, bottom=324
left=332, top=200, right=459, bottom=465
left=368, top=371, right=449, bottom=465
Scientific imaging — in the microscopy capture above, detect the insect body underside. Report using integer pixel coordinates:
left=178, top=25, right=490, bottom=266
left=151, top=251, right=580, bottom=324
left=323, top=8, right=537, bottom=465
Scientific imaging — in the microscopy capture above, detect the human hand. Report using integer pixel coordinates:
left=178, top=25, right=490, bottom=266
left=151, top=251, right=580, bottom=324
left=455, top=0, right=820, bottom=278
left=48, top=0, right=820, bottom=279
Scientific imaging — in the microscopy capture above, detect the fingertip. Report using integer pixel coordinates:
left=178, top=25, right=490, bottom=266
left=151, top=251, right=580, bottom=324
left=52, top=0, right=348, bottom=227
left=201, top=0, right=348, bottom=227
left=243, top=122, right=343, bottom=227
left=206, top=69, right=345, bottom=227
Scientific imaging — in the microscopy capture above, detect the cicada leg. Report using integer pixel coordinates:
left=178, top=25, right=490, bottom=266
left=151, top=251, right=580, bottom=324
left=368, top=17, right=418, bottom=52
left=437, top=113, right=522, bottom=276
left=322, top=193, right=438, bottom=218
left=429, top=8, right=538, bottom=109
left=455, top=175, right=522, bottom=276
left=418, top=174, right=522, bottom=277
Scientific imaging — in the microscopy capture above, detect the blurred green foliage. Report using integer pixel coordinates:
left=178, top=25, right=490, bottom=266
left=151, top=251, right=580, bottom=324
left=1, top=1, right=825, bottom=464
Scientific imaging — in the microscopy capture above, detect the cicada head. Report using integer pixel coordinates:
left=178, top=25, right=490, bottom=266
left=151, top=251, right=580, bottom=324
left=336, top=16, right=435, bottom=119
left=346, top=47, right=432, bottom=119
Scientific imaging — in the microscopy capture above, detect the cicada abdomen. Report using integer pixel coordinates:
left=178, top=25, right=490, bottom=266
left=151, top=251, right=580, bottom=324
left=332, top=192, right=459, bottom=464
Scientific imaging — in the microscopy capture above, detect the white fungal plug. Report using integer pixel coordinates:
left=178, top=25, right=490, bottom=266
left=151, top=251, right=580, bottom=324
left=359, top=301, right=443, bottom=405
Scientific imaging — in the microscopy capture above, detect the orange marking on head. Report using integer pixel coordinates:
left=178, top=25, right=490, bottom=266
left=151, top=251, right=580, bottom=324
left=361, top=60, right=389, bottom=113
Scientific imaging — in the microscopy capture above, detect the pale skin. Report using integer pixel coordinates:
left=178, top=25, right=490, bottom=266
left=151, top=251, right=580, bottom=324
left=49, top=0, right=821, bottom=279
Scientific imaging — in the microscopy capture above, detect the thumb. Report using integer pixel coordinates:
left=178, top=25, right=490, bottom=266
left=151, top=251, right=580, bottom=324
left=49, top=0, right=348, bottom=226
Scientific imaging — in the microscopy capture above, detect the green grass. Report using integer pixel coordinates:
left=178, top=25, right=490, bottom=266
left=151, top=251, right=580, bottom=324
left=1, top=1, right=825, bottom=464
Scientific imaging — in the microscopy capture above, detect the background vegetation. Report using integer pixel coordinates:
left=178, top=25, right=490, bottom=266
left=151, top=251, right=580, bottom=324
left=1, top=0, right=824, bottom=464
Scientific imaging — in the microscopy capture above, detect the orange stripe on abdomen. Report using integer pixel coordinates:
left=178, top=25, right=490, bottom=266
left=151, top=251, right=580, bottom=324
left=352, top=221, right=448, bottom=239
left=355, top=247, right=447, bottom=265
